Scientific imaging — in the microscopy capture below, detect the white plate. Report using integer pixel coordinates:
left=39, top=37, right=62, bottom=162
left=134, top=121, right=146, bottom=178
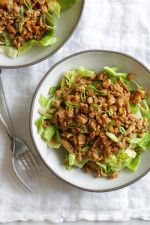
left=30, top=50, right=150, bottom=192
left=0, top=0, right=84, bottom=68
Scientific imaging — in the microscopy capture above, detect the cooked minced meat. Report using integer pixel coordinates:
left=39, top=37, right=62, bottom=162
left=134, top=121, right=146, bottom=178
left=36, top=66, right=150, bottom=179
left=0, top=0, right=50, bottom=48
left=52, top=72, right=146, bottom=152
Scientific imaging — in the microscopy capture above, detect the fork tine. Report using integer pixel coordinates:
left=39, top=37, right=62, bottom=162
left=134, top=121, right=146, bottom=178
left=19, top=155, right=33, bottom=178
left=23, top=153, right=38, bottom=176
left=26, top=150, right=41, bottom=175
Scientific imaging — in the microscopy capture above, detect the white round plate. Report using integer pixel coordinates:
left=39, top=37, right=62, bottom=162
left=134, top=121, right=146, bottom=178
left=30, top=50, right=150, bottom=192
left=0, top=0, right=84, bottom=68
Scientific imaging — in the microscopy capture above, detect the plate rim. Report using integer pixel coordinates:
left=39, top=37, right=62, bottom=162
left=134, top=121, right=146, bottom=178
left=30, top=49, right=150, bottom=192
left=0, top=0, right=85, bottom=69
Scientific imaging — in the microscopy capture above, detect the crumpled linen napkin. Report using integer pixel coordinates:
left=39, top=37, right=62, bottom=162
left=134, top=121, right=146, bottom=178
left=0, top=0, right=150, bottom=223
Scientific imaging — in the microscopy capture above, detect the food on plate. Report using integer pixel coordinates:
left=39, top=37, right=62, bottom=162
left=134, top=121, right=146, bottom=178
left=36, top=66, right=150, bottom=179
left=0, top=0, right=76, bottom=57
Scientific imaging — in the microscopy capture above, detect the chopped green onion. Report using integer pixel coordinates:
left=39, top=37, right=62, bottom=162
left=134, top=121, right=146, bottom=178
left=91, top=80, right=102, bottom=85
left=24, top=0, right=32, bottom=9
left=119, top=126, right=126, bottom=134
left=69, top=154, right=76, bottom=166
left=88, top=84, right=99, bottom=93
left=106, top=132, right=119, bottom=142
left=108, top=107, right=113, bottom=116
left=88, top=83, right=107, bottom=96
left=65, top=101, right=79, bottom=108
left=67, top=122, right=79, bottom=128
left=91, top=103, right=99, bottom=109
left=19, top=6, right=25, bottom=33
left=110, top=120, right=116, bottom=126
left=80, top=146, right=90, bottom=152
left=81, top=89, right=86, bottom=102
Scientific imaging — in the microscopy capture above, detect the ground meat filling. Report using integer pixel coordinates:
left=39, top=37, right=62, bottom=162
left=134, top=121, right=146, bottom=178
left=47, top=71, right=148, bottom=178
left=0, top=0, right=50, bottom=48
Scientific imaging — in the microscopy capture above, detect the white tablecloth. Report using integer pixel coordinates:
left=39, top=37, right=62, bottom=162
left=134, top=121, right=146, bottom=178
left=0, top=0, right=150, bottom=223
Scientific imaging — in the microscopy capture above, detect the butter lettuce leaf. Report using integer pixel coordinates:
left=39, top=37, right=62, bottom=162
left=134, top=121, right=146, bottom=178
left=48, top=128, right=61, bottom=148
left=127, top=153, right=141, bottom=172
left=58, top=0, right=76, bottom=10
left=103, top=66, right=128, bottom=79
left=77, top=66, right=95, bottom=78
left=42, top=125, right=55, bottom=141
left=130, top=132, right=150, bottom=150
left=105, top=148, right=137, bottom=172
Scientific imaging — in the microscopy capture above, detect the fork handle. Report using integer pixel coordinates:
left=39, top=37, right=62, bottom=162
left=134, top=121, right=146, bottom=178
left=0, top=69, right=15, bottom=139
left=0, top=113, right=13, bottom=139
left=0, top=112, right=15, bottom=154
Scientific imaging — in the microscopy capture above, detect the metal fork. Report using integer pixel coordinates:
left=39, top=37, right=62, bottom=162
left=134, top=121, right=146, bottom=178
left=0, top=71, right=40, bottom=193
